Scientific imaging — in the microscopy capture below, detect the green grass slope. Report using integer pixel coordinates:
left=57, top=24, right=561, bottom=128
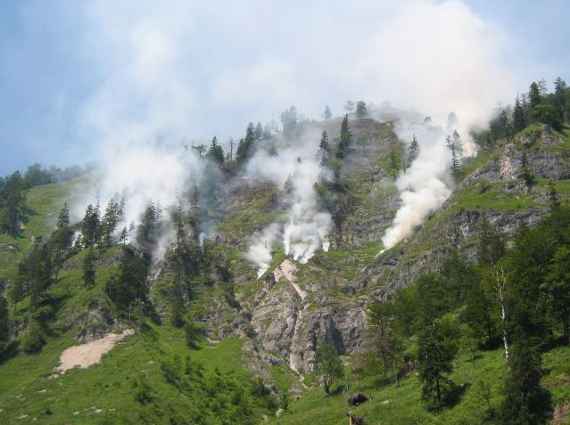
left=269, top=346, right=570, bottom=425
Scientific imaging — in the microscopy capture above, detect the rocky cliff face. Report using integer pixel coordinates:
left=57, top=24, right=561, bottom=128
left=188, top=124, right=570, bottom=380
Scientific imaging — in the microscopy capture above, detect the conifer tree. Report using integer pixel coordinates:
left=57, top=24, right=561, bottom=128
left=81, top=204, right=101, bottom=247
left=446, top=131, right=463, bottom=179
left=513, top=96, right=527, bottom=133
left=356, top=100, right=368, bottom=118
left=0, top=171, right=27, bottom=236
left=319, top=130, right=330, bottom=165
left=255, top=122, right=264, bottom=140
left=101, top=199, right=122, bottom=247
left=83, top=248, right=96, bottom=288
left=519, top=151, right=535, bottom=189
left=0, top=293, right=9, bottom=354
left=323, top=105, right=332, bottom=120
left=407, top=136, right=419, bottom=170
left=418, top=319, right=458, bottom=411
left=529, top=81, right=542, bottom=111
left=553, top=77, right=567, bottom=123
left=336, top=115, right=352, bottom=160
left=314, top=342, right=344, bottom=395
left=206, top=137, right=225, bottom=165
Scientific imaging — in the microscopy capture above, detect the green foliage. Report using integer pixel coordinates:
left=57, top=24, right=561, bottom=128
left=105, top=246, right=148, bottom=315
left=0, top=171, right=28, bottom=237
left=82, top=248, right=96, bottom=288
left=314, top=342, right=344, bottom=395
left=355, top=100, right=368, bottom=119
left=20, top=319, right=45, bottom=354
left=336, top=114, right=352, bottom=160
left=0, top=293, right=9, bottom=353
left=207, top=136, right=225, bottom=165
left=81, top=204, right=101, bottom=247
left=418, top=318, right=459, bottom=411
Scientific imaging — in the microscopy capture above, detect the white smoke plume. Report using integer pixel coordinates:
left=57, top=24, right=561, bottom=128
left=380, top=120, right=453, bottom=250
left=245, top=129, right=332, bottom=276
left=245, top=223, right=281, bottom=278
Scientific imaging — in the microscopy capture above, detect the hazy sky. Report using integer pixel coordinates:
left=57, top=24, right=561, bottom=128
left=1, top=0, right=568, bottom=175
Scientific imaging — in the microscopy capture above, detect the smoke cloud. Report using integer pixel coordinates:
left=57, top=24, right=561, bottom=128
left=245, top=129, right=332, bottom=276
left=380, top=120, right=453, bottom=250
left=66, top=0, right=516, bottom=262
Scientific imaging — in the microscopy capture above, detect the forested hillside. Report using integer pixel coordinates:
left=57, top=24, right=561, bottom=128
left=1, top=78, right=570, bottom=425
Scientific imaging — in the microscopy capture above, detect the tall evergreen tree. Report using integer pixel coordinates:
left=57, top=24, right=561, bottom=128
left=513, top=96, right=527, bottom=133
left=0, top=293, right=9, bottom=354
left=319, top=130, right=330, bottom=165
left=553, top=77, right=567, bottom=123
left=0, top=171, right=27, bottom=236
left=446, top=131, right=464, bottom=179
left=83, top=248, right=96, bottom=288
left=314, top=342, right=344, bottom=395
left=101, top=198, right=122, bottom=247
left=206, top=137, right=225, bottom=166
left=336, top=115, right=352, bottom=160
left=407, top=136, right=419, bottom=170
left=544, top=246, right=570, bottom=344
left=236, top=123, right=257, bottom=166
left=81, top=204, right=101, bottom=247
left=501, top=226, right=553, bottom=425
left=323, top=105, right=332, bottom=120
left=254, top=122, right=264, bottom=140
left=355, top=101, right=368, bottom=118
left=417, top=319, right=458, bottom=411
left=519, top=152, right=535, bottom=189
left=529, top=81, right=542, bottom=111
left=106, top=246, right=148, bottom=315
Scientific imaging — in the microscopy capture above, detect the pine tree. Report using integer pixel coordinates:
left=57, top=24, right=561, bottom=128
left=407, top=136, right=419, bottom=170
left=501, top=226, right=553, bottom=425
left=544, top=246, right=570, bottom=344
left=314, top=342, right=344, bottom=395
left=513, top=95, right=527, bottom=133
left=136, top=203, right=161, bottom=265
left=553, top=77, right=567, bottom=123
left=323, top=105, right=332, bottom=120
left=83, top=248, right=96, bottom=288
left=344, top=100, right=355, bottom=113
left=0, top=171, right=27, bottom=236
left=388, top=143, right=401, bottom=179
left=105, top=246, right=148, bottom=314
left=236, top=123, right=257, bottom=165
left=81, top=204, right=101, bottom=247
left=51, top=202, right=74, bottom=274
left=206, top=137, right=225, bottom=165
left=417, top=319, right=458, bottom=411
left=255, top=122, right=264, bottom=140
left=0, top=293, right=9, bottom=354
left=367, top=303, right=402, bottom=378
left=446, top=131, right=463, bottom=179
left=355, top=101, right=368, bottom=119
left=28, top=241, right=54, bottom=310
left=319, top=130, right=330, bottom=165
left=280, top=106, right=298, bottom=139
left=519, top=152, right=535, bottom=189
left=101, top=199, right=122, bottom=247
left=529, top=81, right=542, bottom=111
left=336, top=115, right=352, bottom=160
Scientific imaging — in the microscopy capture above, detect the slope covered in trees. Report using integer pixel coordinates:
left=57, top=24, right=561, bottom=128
left=0, top=79, right=570, bottom=424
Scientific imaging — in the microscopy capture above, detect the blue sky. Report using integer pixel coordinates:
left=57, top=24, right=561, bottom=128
left=1, top=0, right=569, bottom=175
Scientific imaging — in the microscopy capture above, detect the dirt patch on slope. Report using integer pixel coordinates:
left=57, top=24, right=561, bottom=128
left=55, top=329, right=134, bottom=374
